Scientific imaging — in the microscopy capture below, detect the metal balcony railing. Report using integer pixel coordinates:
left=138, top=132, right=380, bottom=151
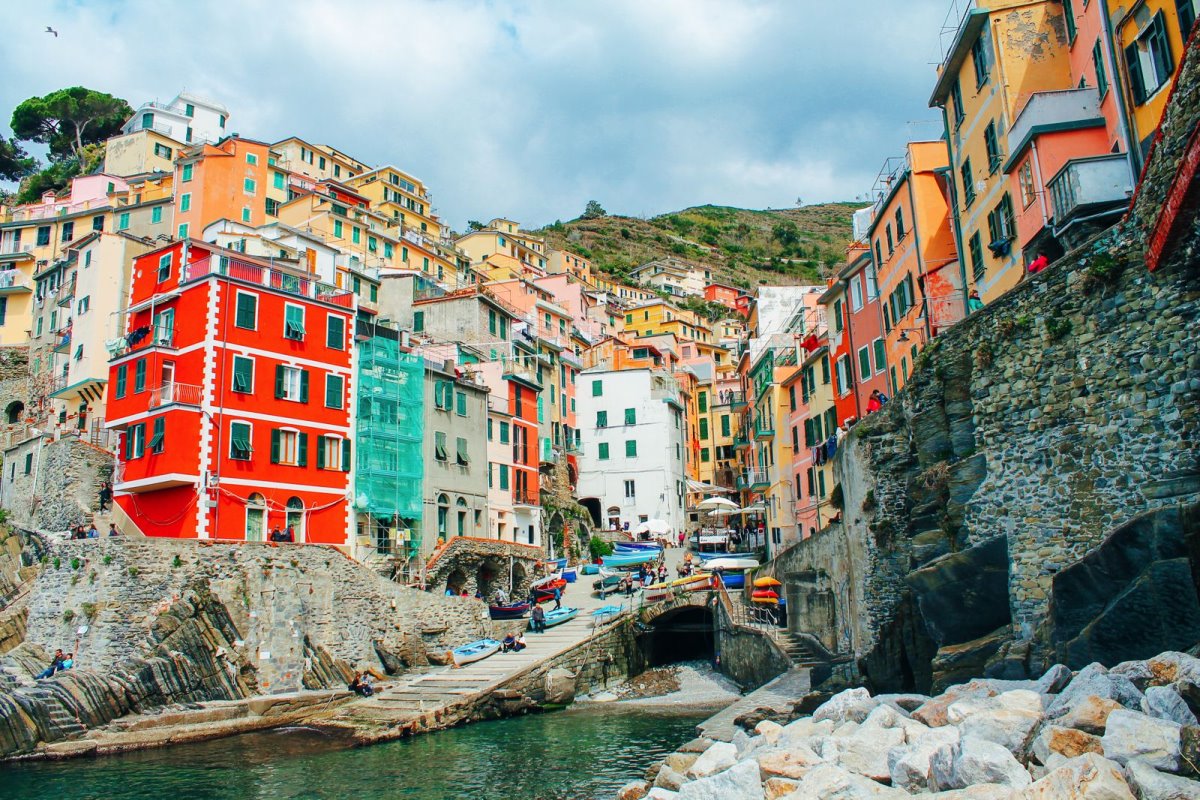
left=714, top=389, right=746, bottom=407
left=745, top=468, right=771, bottom=489
left=182, top=256, right=354, bottom=308
left=1048, top=154, right=1133, bottom=223
left=513, top=489, right=539, bottom=506
left=147, top=382, right=203, bottom=408
left=0, top=270, right=32, bottom=293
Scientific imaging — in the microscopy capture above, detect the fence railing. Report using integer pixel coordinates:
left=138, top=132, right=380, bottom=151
left=182, top=256, right=354, bottom=308
left=147, top=382, right=203, bottom=408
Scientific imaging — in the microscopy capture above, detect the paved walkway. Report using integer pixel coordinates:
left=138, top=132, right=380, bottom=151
left=696, top=666, right=811, bottom=742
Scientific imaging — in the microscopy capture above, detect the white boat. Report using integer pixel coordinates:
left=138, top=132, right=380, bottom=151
left=703, top=557, right=760, bottom=571
left=452, top=638, right=501, bottom=666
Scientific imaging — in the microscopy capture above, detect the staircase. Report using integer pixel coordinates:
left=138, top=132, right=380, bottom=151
left=772, top=631, right=827, bottom=669
left=719, top=587, right=836, bottom=670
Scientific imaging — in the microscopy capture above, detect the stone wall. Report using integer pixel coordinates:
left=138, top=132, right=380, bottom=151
left=0, top=537, right=492, bottom=757
left=714, top=595, right=792, bottom=690
left=423, top=536, right=545, bottom=599
left=0, top=435, right=113, bottom=532
left=771, top=33, right=1200, bottom=694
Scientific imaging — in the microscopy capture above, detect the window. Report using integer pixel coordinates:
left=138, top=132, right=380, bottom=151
left=895, top=207, right=906, bottom=240
left=873, top=338, right=886, bottom=373
left=624, top=479, right=635, bottom=498
left=499, top=421, right=510, bottom=444
left=181, top=163, right=193, bottom=182
left=849, top=275, right=864, bottom=311
left=153, top=143, right=172, bottom=160
left=858, top=345, right=872, bottom=380
left=969, top=232, right=985, bottom=281
left=699, top=418, right=709, bottom=440
left=325, top=374, right=344, bottom=409
left=317, top=436, right=348, bottom=471
left=951, top=78, right=965, bottom=129
left=592, top=379, right=603, bottom=396
left=141, top=112, right=153, bottom=129
left=971, top=30, right=990, bottom=89
left=284, top=304, right=305, bottom=340
left=115, top=365, right=127, bottom=398
left=266, top=198, right=279, bottom=217
left=275, top=365, right=308, bottom=402
left=125, top=423, right=146, bottom=459
left=434, top=431, right=448, bottom=461
left=984, top=121, right=1001, bottom=173
left=412, top=311, right=424, bottom=332
left=1125, top=13, right=1175, bottom=105
left=456, top=437, right=470, bottom=465
left=961, top=158, right=976, bottom=207
left=352, top=227, right=361, bottom=244
left=1063, top=0, right=1078, bottom=41
left=434, top=380, right=453, bottom=410
left=150, top=205, right=163, bottom=224
left=179, top=193, right=192, bottom=213
left=455, top=390, right=467, bottom=416
left=836, top=354, right=853, bottom=395
left=988, top=193, right=1015, bottom=244
left=92, top=214, right=104, bottom=232
left=241, top=207, right=251, bottom=223
left=23, top=453, right=32, bottom=475
left=273, top=171, right=285, bottom=190
left=246, top=152, right=258, bottom=166
left=134, top=358, right=147, bottom=393
left=597, top=410, right=608, bottom=428
left=232, top=355, right=254, bottom=393
left=1180, top=0, right=1198, bottom=39
left=77, top=296, right=89, bottom=314
left=230, top=422, right=252, bottom=460
left=178, top=223, right=188, bottom=239
left=36, top=226, right=50, bottom=246
left=62, top=222, right=74, bottom=242
left=1019, top=160, right=1036, bottom=208
left=333, top=220, right=343, bottom=238
left=625, top=440, right=637, bottom=457
left=156, top=252, right=172, bottom=282
left=1089, top=39, right=1109, bottom=99
left=243, top=178, right=256, bottom=195
left=326, top=315, right=344, bottom=349
left=721, top=414, right=731, bottom=437
left=833, top=298, right=844, bottom=332
left=118, top=212, right=131, bottom=231
left=624, top=407, right=636, bottom=425
left=701, top=447, right=710, bottom=462
left=270, top=428, right=305, bottom=466
left=234, top=291, right=257, bottom=330
left=286, top=497, right=305, bottom=542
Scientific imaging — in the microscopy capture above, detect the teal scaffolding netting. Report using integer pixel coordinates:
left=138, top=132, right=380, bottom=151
left=357, top=334, right=424, bottom=559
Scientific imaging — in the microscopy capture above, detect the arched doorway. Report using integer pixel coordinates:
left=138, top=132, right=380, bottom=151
left=456, top=497, right=468, bottom=538
left=606, top=506, right=621, bottom=530
left=640, top=606, right=715, bottom=666
left=4, top=401, right=24, bottom=425
left=476, top=556, right=505, bottom=601
left=579, top=497, right=602, bottom=527
left=245, top=493, right=266, bottom=541
left=285, top=497, right=305, bottom=542
left=445, top=567, right=467, bottom=596
left=511, top=561, right=528, bottom=597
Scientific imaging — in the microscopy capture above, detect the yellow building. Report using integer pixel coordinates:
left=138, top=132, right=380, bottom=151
left=102, top=128, right=184, bottom=178
left=456, top=225, right=548, bottom=276
left=548, top=247, right=595, bottom=284
left=930, top=0, right=1073, bottom=303
left=344, top=166, right=444, bottom=241
left=1111, top=0, right=1196, bottom=168
left=621, top=299, right=715, bottom=344
left=271, top=137, right=371, bottom=184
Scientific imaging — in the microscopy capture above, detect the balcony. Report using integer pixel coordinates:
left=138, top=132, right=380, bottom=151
left=1006, top=87, right=1103, bottom=171
left=181, top=256, right=355, bottom=309
left=1048, top=154, right=1133, bottom=225
left=0, top=269, right=32, bottom=294
left=733, top=430, right=753, bottom=450
left=513, top=489, right=539, bottom=507
left=714, top=390, right=746, bottom=408
left=147, top=382, right=203, bottom=409
left=0, top=245, right=34, bottom=265
left=501, top=357, right=542, bottom=391
left=745, top=468, right=771, bottom=491
left=754, top=422, right=775, bottom=441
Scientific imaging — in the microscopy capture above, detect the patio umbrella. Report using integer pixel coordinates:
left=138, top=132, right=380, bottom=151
left=696, top=497, right=738, bottom=510
left=740, top=503, right=765, bottom=514
left=708, top=508, right=739, bottom=517
left=634, top=519, right=671, bottom=535
left=753, top=576, right=782, bottom=588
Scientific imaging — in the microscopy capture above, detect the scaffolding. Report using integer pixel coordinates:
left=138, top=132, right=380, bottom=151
left=356, top=331, right=425, bottom=571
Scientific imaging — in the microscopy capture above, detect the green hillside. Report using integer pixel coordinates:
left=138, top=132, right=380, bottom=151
left=535, top=202, right=860, bottom=290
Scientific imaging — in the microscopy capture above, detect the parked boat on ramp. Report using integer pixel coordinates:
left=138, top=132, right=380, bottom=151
left=453, top=639, right=502, bottom=666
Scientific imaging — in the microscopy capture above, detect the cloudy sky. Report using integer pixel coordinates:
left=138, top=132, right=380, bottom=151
left=4, top=0, right=953, bottom=229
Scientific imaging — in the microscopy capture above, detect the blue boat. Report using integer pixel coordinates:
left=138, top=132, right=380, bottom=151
left=563, top=567, right=578, bottom=583
left=592, top=605, right=622, bottom=620
left=697, top=551, right=756, bottom=561
left=602, top=552, right=657, bottom=568
left=453, top=638, right=501, bottom=666
left=542, top=607, right=580, bottom=628
left=614, top=542, right=662, bottom=552
left=718, top=572, right=747, bottom=589
left=549, top=558, right=568, bottom=569
left=580, top=563, right=603, bottom=575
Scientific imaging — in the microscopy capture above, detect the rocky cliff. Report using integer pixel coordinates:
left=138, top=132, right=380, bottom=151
left=0, top=536, right=491, bottom=757
left=773, top=35, right=1200, bottom=694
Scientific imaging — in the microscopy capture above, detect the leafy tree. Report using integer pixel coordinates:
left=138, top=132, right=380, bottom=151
left=466, top=220, right=485, bottom=231
left=0, top=135, right=36, bottom=182
left=581, top=200, right=606, bottom=219
left=14, top=159, right=79, bottom=204
left=11, top=87, right=132, bottom=162
left=772, top=220, right=800, bottom=249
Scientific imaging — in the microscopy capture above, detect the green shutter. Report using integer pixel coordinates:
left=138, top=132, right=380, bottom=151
left=624, top=408, right=636, bottom=425
left=699, top=418, right=708, bottom=440
left=299, top=370, right=309, bottom=403
left=298, top=433, right=308, bottom=467
left=592, top=379, right=602, bottom=396
left=597, top=410, right=607, bottom=428
left=275, top=365, right=285, bottom=398
left=235, top=293, right=256, bottom=329
left=625, top=440, right=637, bottom=457
left=598, top=442, right=609, bottom=460
left=270, top=429, right=280, bottom=463
left=326, top=316, right=344, bottom=348
left=326, top=375, right=342, bottom=408
left=233, top=357, right=252, bottom=392
left=149, top=417, right=165, bottom=452
left=698, top=392, right=707, bottom=412
left=342, top=439, right=351, bottom=471
left=316, top=436, right=326, bottom=469
left=456, top=391, right=466, bottom=416
left=499, top=465, right=509, bottom=490
left=115, top=365, right=127, bottom=398
left=721, top=415, right=730, bottom=437
left=134, top=359, right=146, bottom=393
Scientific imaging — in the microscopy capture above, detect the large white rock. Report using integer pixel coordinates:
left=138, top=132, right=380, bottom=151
left=930, top=736, right=1033, bottom=791
left=1101, top=709, right=1183, bottom=772
left=677, top=760, right=764, bottom=800
left=1030, top=725, right=1104, bottom=765
left=645, top=790, right=679, bottom=800
left=1123, top=758, right=1200, bottom=799
left=755, top=719, right=785, bottom=744
left=958, top=706, right=1043, bottom=756
left=910, top=786, right=1023, bottom=799
left=1058, top=695, right=1127, bottom=735
left=686, top=741, right=738, bottom=778
left=889, top=727, right=962, bottom=792
left=1023, top=752, right=1135, bottom=799
left=754, top=742, right=825, bottom=780
left=1142, top=686, right=1199, bottom=727
left=781, top=762, right=909, bottom=798
left=1049, top=664, right=1146, bottom=717
left=654, top=765, right=687, bottom=792
left=780, top=716, right=836, bottom=748
left=812, top=687, right=879, bottom=725
left=829, top=726, right=905, bottom=781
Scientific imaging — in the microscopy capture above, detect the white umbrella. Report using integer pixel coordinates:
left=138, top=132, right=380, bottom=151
left=741, top=503, right=765, bottom=513
left=708, top=507, right=740, bottom=517
left=696, top=497, right=738, bottom=510
left=635, top=519, right=671, bottom=535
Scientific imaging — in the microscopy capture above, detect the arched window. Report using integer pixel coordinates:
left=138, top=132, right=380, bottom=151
left=285, top=496, right=305, bottom=543
left=245, top=493, right=266, bottom=542
left=437, top=494, right=449, bottom=539
left=456, top=497, right=468, bottom=538
left=4, top=401, right=24, bottom=425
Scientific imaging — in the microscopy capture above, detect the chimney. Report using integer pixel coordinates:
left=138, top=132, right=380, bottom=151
left=443, top=359, right=455, bottom=374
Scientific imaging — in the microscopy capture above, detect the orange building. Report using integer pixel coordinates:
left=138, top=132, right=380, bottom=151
left=173, top=137, right=286, bottom=240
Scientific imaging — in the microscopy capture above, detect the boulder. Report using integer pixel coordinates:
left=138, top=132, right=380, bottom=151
left=909, top=787, right=1022, bottom=799
left=1048, top=664, right=1146, bottom=718
left=830, top=727, right=905, bottom=781
left=781, top=762, right=909, bottom=798
left=617, top=780, right=650, bottom=800
left=1144, top=686, right=1199, bottom=727
left=645, top=790, right=678, bottom=800
left=663, top=752, right=700, bottom=774
left=812, top=687, right=879, bottom=725
left=653, top=766, right=687, bottom=792
left=876, top=693, right=930, bottom=714
left=1102, top=709, right=1183, bottom=772
left=1023, top=753, right=1134, bottom=799
left=763, top=777, right=799, bottom=800
left=905, top=535, right=1011, bottom=648
left=914, top=683, right=999, bottom=727
left=930, top=736, right=1033, bottom=791
left=1059, top=695, right=1127, bottom=735
left=890, top=729, right=962, bottom=792
left=543, top=668, right=576, bottom=705
left=1032, top=725, right=1105, bottom=764
left=755, top=719, right=785, bottom=745
left=754, top=743, right=825, bottom=780
left=1035, top=664, right=1075, bottom=694
left=1123, top=759, right=1200, bottom=799
left=947, top=691, right=1043, bottom=756
left=677, top=760, right=763, bottom=800
left=686, top=741, right=737, bottom=778
left=780, top=716, right=836, bottom=743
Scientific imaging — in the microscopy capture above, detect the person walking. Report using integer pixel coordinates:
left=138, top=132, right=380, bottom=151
left=98, top=481, right=112, bottom=512
left=531, top=604, right=546, bottom=633
left=552, top=587, right=562, bottom=610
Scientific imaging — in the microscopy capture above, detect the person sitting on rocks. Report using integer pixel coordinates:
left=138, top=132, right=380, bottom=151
left=60, top=652, right=74, bottom=670
left=87, top=524, right=98, bottom=538
left=35, top=650, right=65, bottom=679
left=501, top=633, right=517, bottom=653
left=513, top=632, right=527, bottom=652
left=348, top=672, right=373, bottom=697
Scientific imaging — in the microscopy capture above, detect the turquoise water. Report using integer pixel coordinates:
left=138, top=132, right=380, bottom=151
left=0, top=704, right=711, bottom=800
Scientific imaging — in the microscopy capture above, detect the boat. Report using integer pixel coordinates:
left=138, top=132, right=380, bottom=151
left=593, top=570, right=632, bottom=597
left=702, top=557, right=760, bottom=571
left=452, top=638, right=501, bottom=666
left=541, top=607, right=580, bottom=628
left=592, top=604, right=622, bottom=620
left=751, top=589, right=780, bottom=604
left=614, top=542, right=662, bottom=552
left=580, top=563, right=602, bottom=575
left=643, top=572, right=718, bottom=603
left=696, top=551, right=756, bottom=561
left=488, top=601, right=531, bottom=620
left=548, top=558, right=568, bottom=569
left=530, top=575, right=567, bottom=602
left=602, top=551, right=657, bottom=568
left=718, top=571, right=747, bottom=589
left=562, top=567, right=578, bottom=583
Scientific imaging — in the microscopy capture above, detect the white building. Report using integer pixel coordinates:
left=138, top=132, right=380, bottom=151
left=122, top=92, right=230, bottom=146
left=576, top=367, right=688, bottom=536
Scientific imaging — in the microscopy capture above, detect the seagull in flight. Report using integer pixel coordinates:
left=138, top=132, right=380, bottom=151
left=45, top=26, right=58, bottom=37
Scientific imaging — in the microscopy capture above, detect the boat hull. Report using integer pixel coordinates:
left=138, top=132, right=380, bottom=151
left=542, top=607, right=580, bottom=628
left=488, top=602, right=531, bottom=620
left=453, top=639, right=501, bottom=666
left=602, top=552, right=657, bottom=568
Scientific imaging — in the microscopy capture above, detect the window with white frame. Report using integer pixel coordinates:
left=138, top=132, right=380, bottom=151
left=284, top=304, right=305, bottom=340
left=624, top=479, right=636, bottom=498
left=276, top=428, right=299, bottom=465
left=835, top=354, right=853, bottom=396
left=279, top=365, right=305, bottom=401
left=849, top=274, right=864, bottom=311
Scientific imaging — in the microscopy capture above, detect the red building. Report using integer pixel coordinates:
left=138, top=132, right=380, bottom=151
left=704, top=282, right=752, bottom=318
left=106, top=240, right=355, bottom=544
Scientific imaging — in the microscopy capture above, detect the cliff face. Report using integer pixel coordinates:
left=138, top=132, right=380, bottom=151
left=0, top=537, right=491, bottom=757
left=774, top=35, right=1200, bottom=694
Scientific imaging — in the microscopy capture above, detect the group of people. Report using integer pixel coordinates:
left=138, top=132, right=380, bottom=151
left=267, top=527, right=297, bottom=543
left=35, top=649, right=74, bottom=679
left=348, top=672, right=374, bottom=697
left=865, top=389, right=890, bottom=414
left=500, top=631, right=528, bottom=652
left=69, top=522, right=118, bottom=539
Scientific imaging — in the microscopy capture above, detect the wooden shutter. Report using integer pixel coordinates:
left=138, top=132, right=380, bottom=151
left=342, top=439, right=351, bottom=472
left=297, top=433, right=308, bottom=467
left=299, top=370, right=309, bottom=403
left=1125, top=43, right=1146, bottom=104
left=270, top=429, right=280, bottom=464
left=274, top=365, right=285, bottom=399
left=316, top=435, right=326, bottom=469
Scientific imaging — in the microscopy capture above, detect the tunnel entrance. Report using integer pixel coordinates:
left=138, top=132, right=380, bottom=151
left=638, top=606, right=715, bottom=667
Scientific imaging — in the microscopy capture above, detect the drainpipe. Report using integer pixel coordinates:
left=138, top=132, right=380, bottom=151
left=1099, top=0, right=1140, bottom=177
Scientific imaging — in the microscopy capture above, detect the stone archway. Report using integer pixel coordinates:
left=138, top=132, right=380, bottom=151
left=476, top=556, right=506, bottom=600
left=579, top=497, right=602, bottom=528
left=4, top=401, right=24, bottom=425
left=445, top=567, right=468, bottom=596
left=511, top=561, right=529, bottom=597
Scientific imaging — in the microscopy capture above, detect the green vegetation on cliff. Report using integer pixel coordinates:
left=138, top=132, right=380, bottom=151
left=535, top=202, right=860, bottom=290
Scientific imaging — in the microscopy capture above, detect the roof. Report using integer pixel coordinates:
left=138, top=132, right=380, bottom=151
left=929, top=9, right=989, bottom=107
